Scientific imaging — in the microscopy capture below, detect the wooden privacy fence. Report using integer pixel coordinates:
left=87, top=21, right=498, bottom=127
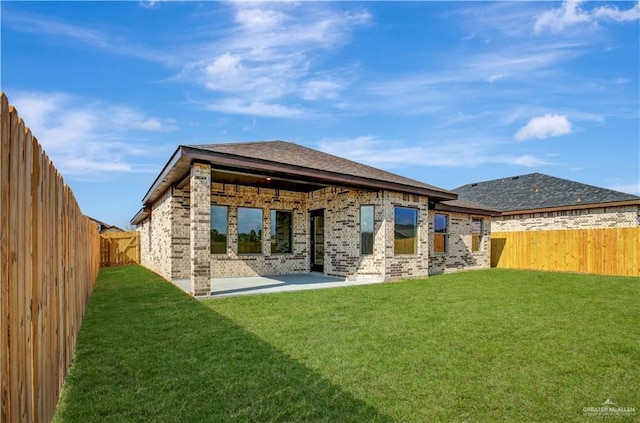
left=491, top=228, right=640, bottom=277
left=100, top=231, right=140, bottom=266
left=1, top=92, right=100, bottom=423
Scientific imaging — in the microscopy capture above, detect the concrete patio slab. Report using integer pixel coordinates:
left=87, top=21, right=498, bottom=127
left=173, top=273, right=386, bottom=297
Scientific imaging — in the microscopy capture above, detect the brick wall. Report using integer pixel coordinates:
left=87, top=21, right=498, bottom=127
left=207, top=183, right=309, bottom=277
left=139, top=189, right=173, bottom=280
left=140, top=175, right=491, bottom=285
left=428, top=211, right=491, bottom=275
left=493, top=205, right=639, bottom=232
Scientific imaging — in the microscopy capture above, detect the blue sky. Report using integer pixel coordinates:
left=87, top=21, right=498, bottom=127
left=2, top=0, right=638, bottom=228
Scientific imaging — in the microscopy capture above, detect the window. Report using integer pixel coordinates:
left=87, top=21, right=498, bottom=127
left=271, top=210, right=292, bottom=254
left=472, top=217, right=483, bottom=252
left=238, top=208, right=263, bottom=254
left=394, top=207, right=418, bottom=255
left=434, top=214, right=448, bottom=253
left=360, top=205, right=374, bottom=255
left=210, top=205, right=228, bottom=254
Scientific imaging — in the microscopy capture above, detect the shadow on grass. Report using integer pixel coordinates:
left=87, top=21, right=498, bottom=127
left=54, top=265, right=391, bottom=423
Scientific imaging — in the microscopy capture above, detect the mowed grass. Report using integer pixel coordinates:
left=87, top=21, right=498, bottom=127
left=54, top=265, right=639, bottom=422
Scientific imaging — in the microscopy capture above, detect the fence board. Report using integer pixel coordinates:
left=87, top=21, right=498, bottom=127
left=0, top=92, right=100, bottom=423
left=0, top=89, right=10, bottom=423
left=100, top=231, right=140, bottom=266
left=491, top=228, right=640, bottom=277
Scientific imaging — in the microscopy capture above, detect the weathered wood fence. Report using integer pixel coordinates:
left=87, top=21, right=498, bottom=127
left=491, top=228, right=640, bottom=277
left=100, top=231, right=140, bottom=266
left=1, top=92, right=100, bottom=423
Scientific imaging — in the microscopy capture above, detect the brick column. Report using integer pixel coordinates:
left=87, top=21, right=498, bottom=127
left=190, top=162, right=211, bottom=296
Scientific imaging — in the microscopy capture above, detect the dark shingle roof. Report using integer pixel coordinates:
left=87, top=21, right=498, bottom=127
left=454, top=173, right=639, bottom=212
left=187, top=141, right=451, bottom=194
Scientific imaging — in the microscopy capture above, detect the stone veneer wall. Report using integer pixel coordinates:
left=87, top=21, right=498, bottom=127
left=492, top=205, right=640, bottom=232
left=208, top=183, right=309, bottom=277
left=428, top=211, right=491, bottom=275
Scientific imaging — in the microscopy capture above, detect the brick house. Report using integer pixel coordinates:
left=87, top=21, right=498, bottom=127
left=131, top=141, right=498, bottom=297
left=454, top=173, right=640, bottom=232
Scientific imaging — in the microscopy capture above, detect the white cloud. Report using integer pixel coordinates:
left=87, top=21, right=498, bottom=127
left=593, top=2, right=640, bottom=22
left=534, top=0, right=640, bottom=33
left=186, top=2, right=370, bottom=116
left=608, top=182, right=640, bottom=196
left=514, top=114, right=572, bottom=141
left=204, top=98, right=306, bottom=118
left=3, top=8, right=173, bottom=64
left=9, top=91, right=175, bottom=177
left=317, top=135, right=553, bottom=169
left=301, top=79, right=342, bottom=100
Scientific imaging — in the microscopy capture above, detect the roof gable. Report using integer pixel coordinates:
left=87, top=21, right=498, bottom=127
left=454, top=173, right=640, bottom=212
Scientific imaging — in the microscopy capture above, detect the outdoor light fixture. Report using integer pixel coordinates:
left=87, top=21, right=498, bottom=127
left=265, top=177, right=272, bottom=181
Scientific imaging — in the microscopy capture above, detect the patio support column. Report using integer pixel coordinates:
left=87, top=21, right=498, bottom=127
left=190, top=161, right=211, bottom=297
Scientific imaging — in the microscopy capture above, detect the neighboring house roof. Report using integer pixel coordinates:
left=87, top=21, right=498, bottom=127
left=454, top=173, right=640, bottom=213
left=137, top=141, right=457, bottom=215
left=88, top=217, right=124, bottom=234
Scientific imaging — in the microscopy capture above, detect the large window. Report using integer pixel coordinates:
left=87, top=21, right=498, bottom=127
left=472, top=218, right=483, bottom=252
left=210, top=205, right=228, bottom=254
left=394, top=207, right=418, bottom=255
left=360, top=205, right=374, bottom=255
left=434, top=214, right=448, bottom=253
left=238, top=207, right=263, bottom=254
left=271, top=210, right=292, bottom=254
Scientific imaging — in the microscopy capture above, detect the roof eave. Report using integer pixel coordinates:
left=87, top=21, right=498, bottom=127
left=500, top=199, right=640, bottom=215
left=130, top=207, right=151, bottom=226
left=141, top=145, right=457, bottom=205
left=433, top=202, right=501, bottom=217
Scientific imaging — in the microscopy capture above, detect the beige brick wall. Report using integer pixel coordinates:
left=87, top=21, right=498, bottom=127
left=308, top=187, right=388, bottom=281
left=208, top=183, right=309, bottom=277
left=190, top=162, right=212, bottom=296
left=139, top=174, right=493, bottom=286
left=383, top=192, right=430, bottom=280
left=493, top=205, right=640, bottom=232
left=428, top=211, right=491, bottom=275
left=139, top=189, right=173, bottom=280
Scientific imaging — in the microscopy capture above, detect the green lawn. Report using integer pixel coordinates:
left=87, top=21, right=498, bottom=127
left=54, top=265, right=639, bottom=422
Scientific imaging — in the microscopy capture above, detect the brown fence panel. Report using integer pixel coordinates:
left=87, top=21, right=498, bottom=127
left=491, top=228, right=640, bottom=277
left=100, top=231, right=140, bottom=267
left=0, top=92, right=100, bottom=423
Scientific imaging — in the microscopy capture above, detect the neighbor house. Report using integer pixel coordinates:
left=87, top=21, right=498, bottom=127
left=454, top=173, right=640, bottom=232
left=131, top=141, right=498, bottom=297
left=88, top=217, right=124, bottom=235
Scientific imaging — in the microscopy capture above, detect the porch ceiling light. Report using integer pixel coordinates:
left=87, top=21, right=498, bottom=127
left=266, top=177, right=272, bottom=181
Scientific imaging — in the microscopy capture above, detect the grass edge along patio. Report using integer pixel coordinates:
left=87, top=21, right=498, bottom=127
left=130, top=141, right=499, bottom=297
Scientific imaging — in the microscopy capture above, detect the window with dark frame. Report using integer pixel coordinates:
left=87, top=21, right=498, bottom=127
left=360, top=205, right=374, bottom=255
left=434, top=214, right=448, bottom=253
left=238, top=207, right=262, bottom=254
left=271, top=210, right=292, bottom=254
left=394, top=207, right=418, bottom=255
left=210, top=205, right=228, bottom=254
